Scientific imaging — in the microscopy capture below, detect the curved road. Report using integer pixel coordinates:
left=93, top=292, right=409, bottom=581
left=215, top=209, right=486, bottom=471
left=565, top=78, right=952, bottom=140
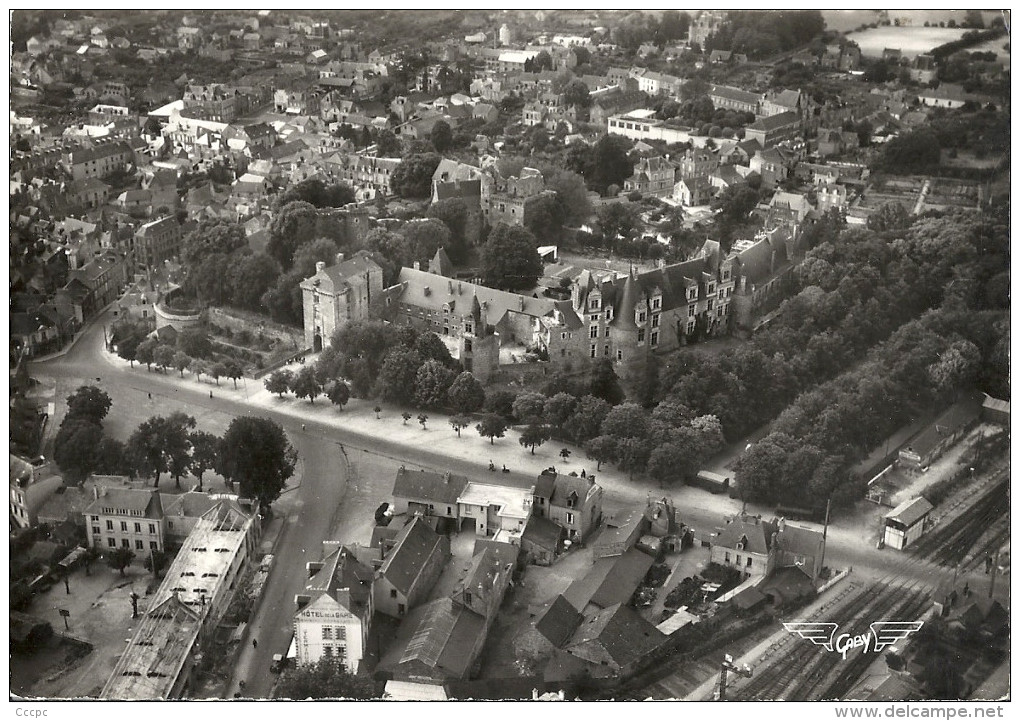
left=30, top=309, right=976, bottom=696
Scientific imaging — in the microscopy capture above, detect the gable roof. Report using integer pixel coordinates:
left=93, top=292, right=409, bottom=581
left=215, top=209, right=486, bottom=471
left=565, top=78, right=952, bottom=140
left=392, top=597, right=485, bottom=680
left=714, top=516, right=774, bottom=555
left=300, top=251, right=382, bottom=292
left=304, top=545, right=373, bottom=612
left=563, top=547, right=654, bottom=612
left=536, top=594, right=583, bottom=647
left=748, top=111, right=801, bottom=132
left=392, top=467, right=469, bottom=506
left=379, top=516, right=447, bottom=595
left=564, top=602, right=665, bottom=667
left=885, top=497, right=933, bottom=527
left=84, top=487, right=163, bottom=519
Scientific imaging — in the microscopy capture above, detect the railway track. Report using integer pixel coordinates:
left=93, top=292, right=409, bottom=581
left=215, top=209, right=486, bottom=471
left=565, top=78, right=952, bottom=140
left=909, top=479, right=1009, bottom=567
left=819, top=588, right=932, bottom=700
left=790, top=582, right=930, bottom=701
left=735, top=582, right=882, bottom=701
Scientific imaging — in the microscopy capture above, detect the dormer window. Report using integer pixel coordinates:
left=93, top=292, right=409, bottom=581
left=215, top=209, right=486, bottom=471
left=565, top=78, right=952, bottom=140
left=652, top=296, right=661, bottom=310
left=589, top=297, right=600, bottom=310
left=637, top=311, right=646, bottom=324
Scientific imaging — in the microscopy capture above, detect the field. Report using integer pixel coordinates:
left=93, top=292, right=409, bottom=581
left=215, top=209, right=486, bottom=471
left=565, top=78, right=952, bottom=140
left=822, top=10, right=998, bottom=34
left=845, top=26, right=968, bottom=59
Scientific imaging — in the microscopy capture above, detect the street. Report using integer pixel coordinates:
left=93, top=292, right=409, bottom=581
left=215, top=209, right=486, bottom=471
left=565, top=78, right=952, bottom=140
left=28, top=307, right=998, bottom=697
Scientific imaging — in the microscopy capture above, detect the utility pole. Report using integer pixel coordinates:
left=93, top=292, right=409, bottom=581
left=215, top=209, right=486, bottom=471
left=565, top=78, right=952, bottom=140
left=819, top=496, right=832, bottom=571
left=988, top=549, right=1000, bottom=599
left=717, top=654, right=752, bottom=700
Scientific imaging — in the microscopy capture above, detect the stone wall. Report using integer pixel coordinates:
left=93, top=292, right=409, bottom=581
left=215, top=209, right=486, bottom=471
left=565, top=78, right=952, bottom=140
left=207, top=306, right=305, bottom=352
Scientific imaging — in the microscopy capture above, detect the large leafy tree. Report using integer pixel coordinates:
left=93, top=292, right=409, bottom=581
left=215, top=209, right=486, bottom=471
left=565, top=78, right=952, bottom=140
left=563, top=395, right=612, bottom=445
left=266, top=369, right=294, bottom=397
left=374, top=347, right=423, bottom=403
left=275, top=657, right=377, bottom=700
left=325, top=380, right=351, bottom=410
left=519, top=423, right=551, bottom=454
left=588, top=359, right=625, bottom=405
left=229, top=252, right=281, bottom=312
left=275, top=179, right=355, bottom=209
left=53, top=418, right=103, bottom=484
left=480, top=223, right=542, bottom=291
left=512, top=392, right=547, bottom=424
left=188, top=430, right=219, bottom=492
left=65, top=385, right=112, bottom=425
left=316, top=319, right=404, bottom=397
left=290, top=366, right=323, bottom=404
left=447, top=372, right=485, bottom=414
left=476, top=413, right=508, bottom=444
left=181, top=220, right=247, bottom=266
left=218, top=417, right=297, bottom=511
left=391, top=153, right=442, bottom=198
left=413, top=360, right=457, bottom=409
left=401, top=218, right=451, bottom=269
left=267, top=201, right=320, bottom=270
left=426, top=198, right=474, bottom=263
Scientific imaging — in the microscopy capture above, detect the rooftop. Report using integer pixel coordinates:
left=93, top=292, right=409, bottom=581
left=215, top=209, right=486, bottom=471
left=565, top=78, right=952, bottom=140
left=458, top=482, right=534, bottom=521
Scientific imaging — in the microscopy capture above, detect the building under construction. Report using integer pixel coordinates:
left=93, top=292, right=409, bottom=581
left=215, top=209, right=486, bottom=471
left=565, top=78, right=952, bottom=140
left=100, top=496, right=260, bottom=700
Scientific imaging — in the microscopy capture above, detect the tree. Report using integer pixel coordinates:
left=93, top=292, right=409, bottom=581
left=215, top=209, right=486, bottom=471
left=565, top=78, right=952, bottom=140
left=430, top=120, right=453, bottom=152
left=417, top=413, right=429, bottom=430
left=189, top=358, right=207, bottom=381
left=94, top=436, right=130, bottom=476
left=126, top=413, right=195, bottom=489
left=153, top=345, right=176, bottom=374
left=413, top=360, right=457, bottom=409
left=867, top=202, right=911, bottom=232
left=512, top=392, right=547, bottom=424
left=391, top=153, right=442, bottom=198
left=224, top=361, right=244, bottom=389
left=143, top=549, right=169, bottom=577
left=563, top=395, right=612, bottom=445
left=647, top=442, right=688, bottom=486
left=480, top=223, right=543, bottom=291
left=188, top=430, right=219, bottom=492
left=401, top=411, right=412, bottom=425
left=208, top=362, right=226, bottom=386
left=276, top=178, right=356, bottom=209
left=563, top=78, right=591, bottom=109
left=177, top=328, right=213, bottom=359
left=585, top=435, right=618, bottom=471
left=165, top=412, right=198, bottom=490
left=447, top=372, right=485, bottom=413
left=595, top=202, right=640, bottom=240
left=476, top=414, right=508, bottom=444
left=877, top=128, right=941, bottom=173
left=113, top=322, right=146, bottom=367
left=107, top=548, right=135, bottom=576
left=450, top=414, right=471, bottom=437
left=290, top=366, right=322, bottom=404
left=589, top=359, right=625, bottom=405
left=135, top=337, right=157, bottom=371
left=375, top=347, right=424, bottom=403
left=485, top=389, right=517, bottom=419
left=53, top=419, right=103, bottom=484
left=543, top=392, right=578, bottom=431
left=401, top=218, right=451, bottom=268
left=325, top=380, right=351, bottom=410
left=588, top=135, right=633, bottom=195
left=229, top=252, right=281, bottom=311
left=218, top=417, right=297, bottom=511
left=427, top=198, right=474, bottom=264
left=601, top=403, right=651, bottom=440
left=927, top=339, right=981, bottom=395
left=266, top=369, right=294, bottom=397
left=519, top=423, right=551, bottom=454
left=181, top=220, right=248, bottom=266
left=267, top=201, right=320, bottom=270
left=65, top=385, right=113, bottom=425
left=173, top=351, right=192, bottom=378
left=275, top=656, right=377, bottom=700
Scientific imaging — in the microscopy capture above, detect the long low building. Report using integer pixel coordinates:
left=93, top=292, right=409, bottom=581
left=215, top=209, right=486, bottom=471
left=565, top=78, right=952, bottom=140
left=100, top=497, right=260, bottom=699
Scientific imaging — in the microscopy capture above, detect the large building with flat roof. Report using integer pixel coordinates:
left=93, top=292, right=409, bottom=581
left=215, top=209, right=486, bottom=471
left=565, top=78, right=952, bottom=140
left=100, top=497, right=259, bottom=700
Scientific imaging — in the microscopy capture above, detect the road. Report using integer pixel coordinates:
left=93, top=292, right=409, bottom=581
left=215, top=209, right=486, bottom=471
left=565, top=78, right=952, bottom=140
left=28, top=308, right=995, bottom=696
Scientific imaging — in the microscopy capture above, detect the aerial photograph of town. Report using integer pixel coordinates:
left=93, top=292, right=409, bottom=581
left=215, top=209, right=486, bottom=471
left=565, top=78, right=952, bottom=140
left=8, top=8, right=1010, bottom=708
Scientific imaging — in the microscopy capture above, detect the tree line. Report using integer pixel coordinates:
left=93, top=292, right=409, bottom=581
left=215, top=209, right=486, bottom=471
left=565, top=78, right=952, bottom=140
left=53, top=385, right=297, bottom=512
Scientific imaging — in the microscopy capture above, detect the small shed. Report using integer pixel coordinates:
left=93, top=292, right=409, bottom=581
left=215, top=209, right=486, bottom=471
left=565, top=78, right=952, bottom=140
left=883, top=497, right=933, bottom=550
left=694, top=470, right=731, bottom=494
left=521, top=515, right=566, bottom=566
left=981, top=395, right=1010, bottom=427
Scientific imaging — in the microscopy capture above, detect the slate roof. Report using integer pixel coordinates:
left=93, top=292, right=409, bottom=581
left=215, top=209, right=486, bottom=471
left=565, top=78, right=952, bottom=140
left=747, top=111, right=801, bottom=132
left=564, top=603, right=665, bottom=667
left=391, top=597, right=485, bottom=680
left=714, top=516, right=774, bottom=555
left=562, top=547, right=654, bottom=612
left=300, top=251, right=382, bottom=292
left=305, top=545, right=373, bottom=611
left=709, top=84, right=762, bottom=106
left=536, top=594, right=583, bottom=647
left=379, top=516, right=447, bottom=596
left=522, top=514, right=565, bottom=554
left=83, top=487, right=163, bottom=519
left=392, top=467, right=469, bottom=506
left=885, top=497, right=933, bottom=527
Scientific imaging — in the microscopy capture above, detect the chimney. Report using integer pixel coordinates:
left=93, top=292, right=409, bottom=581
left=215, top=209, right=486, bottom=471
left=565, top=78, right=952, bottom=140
left=306, top=560, right=324, bottom=578
left=315, top=261, right=326, bottom=274
left=518, top=296, right=524, bottom=310
left=336, top=252, right=345, bottom=265
left=770, top=249, right=776, bottom=273
left=413, top=261, right=420, bottom=270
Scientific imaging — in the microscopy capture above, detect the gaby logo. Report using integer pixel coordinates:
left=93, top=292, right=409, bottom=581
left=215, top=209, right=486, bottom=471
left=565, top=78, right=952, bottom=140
left=783, top=622, right=924, bottom=660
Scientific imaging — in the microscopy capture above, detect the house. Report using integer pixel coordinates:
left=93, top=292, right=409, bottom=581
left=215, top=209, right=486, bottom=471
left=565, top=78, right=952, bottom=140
left=816, top=183, right=848, bottom=214
left=379, top=542, right=516, bottom=695
left=373, top=516, right=451, bottom=618
left=980, top=395, right=1009, bottom=426
left=816, top=128, right=859, bottom=158
left=898, top=396, right=982, bottom=470
left=101, top=498, right=260, bottom=699
left=709, top=84, right=761, bottom=115
left=744, top=111, right=801, bottom=148
left=673, top=176, right=713, bottom=206
left=883, top=497, right=933, bottom=551
left=293, top=545, right=374, bottom=673
left=711, top=515, right=825, bottom=581
left=592, top=507, right=647, bottom=559
left=623, top=156, right=677, bottom=198
left=562, top=603, right=666, bottom=676
left=562, top=547, right=655, bottom=614
left=521, top=514, right=566, bottom=565
left=482, top=166, right=557, bottom=228
left=532, top=470, right=604, bottom=542
left=83, top=486, right=167, bottom=553
left=9, top=455, right=63, bottom=529
left=389, top=467, right=468, bottom=523
left=431, top=159, right=483, bottom=205
left=457, top=481, right=534, bottom=541
left=301, top=251, right=384, bottom=352
left=64, top=141, right=133, bottom=180
left=132, top=216, right=183, bottom=270
left=727, top=226, right=804, bottom=332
